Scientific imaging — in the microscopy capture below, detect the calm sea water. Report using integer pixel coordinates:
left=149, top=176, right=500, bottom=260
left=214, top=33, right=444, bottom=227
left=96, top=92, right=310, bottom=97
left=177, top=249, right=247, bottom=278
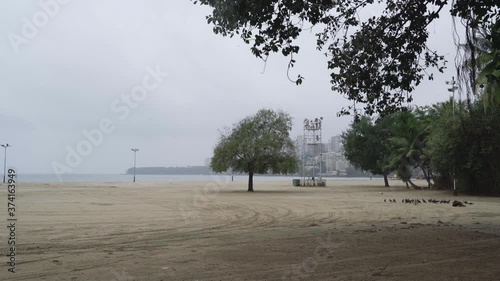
left=13, top=174, right=371, bottom=183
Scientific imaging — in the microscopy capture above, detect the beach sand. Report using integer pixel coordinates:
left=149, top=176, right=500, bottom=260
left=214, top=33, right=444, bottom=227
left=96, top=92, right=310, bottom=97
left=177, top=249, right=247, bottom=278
left=1, top=179, right=499, bottom=280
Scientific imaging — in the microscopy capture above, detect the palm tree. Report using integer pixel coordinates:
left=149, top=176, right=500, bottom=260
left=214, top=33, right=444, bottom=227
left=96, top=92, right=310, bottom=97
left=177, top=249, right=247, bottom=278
left=387, top=110, right=433, bottom=189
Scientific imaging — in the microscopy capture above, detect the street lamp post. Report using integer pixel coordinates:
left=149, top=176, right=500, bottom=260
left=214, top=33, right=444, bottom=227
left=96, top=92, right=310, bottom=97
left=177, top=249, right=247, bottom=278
left=446, top=77, right=459, bottom=196
left=131, top=148, right=139, bottom=182
left=319, top=153, right=323, bottom=183
left=1, top=144, right=12, bottom=184
left=446, top=76, right=459, bottom=114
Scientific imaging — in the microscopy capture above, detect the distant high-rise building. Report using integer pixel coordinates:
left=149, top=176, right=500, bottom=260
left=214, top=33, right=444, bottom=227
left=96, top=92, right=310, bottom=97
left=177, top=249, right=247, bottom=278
left=321, top=151, right=351, bottom=176
left=330, top=135, right=342, bottom=152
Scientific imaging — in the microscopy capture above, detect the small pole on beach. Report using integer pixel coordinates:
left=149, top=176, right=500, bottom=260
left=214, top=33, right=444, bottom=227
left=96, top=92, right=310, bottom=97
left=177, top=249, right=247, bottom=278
left=1, top=144, right=11, bottom=184
left=131, top=148, right=139, bottom=182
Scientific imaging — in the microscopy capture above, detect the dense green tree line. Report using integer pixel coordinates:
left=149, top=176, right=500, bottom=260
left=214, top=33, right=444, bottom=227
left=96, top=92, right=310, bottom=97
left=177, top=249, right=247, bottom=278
left=342, top=99, right=500, bottom=194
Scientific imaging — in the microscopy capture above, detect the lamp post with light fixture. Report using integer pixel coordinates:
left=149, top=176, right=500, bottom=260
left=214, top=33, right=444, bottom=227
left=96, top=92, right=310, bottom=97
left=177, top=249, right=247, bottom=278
left=131, top=148, right=139, bottom=182
left=1, top=144, right=12, bottom=184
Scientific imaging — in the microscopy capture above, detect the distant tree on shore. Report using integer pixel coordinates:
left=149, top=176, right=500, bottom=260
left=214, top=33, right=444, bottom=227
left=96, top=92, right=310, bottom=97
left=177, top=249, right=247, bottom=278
left=125, top=166, right=213, bottom=175
left=211, top=109, right=299, bottom=192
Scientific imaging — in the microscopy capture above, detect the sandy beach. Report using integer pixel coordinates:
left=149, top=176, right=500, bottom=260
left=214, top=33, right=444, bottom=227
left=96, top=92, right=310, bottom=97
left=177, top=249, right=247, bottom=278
left=1, top=179, right=499, bottom=280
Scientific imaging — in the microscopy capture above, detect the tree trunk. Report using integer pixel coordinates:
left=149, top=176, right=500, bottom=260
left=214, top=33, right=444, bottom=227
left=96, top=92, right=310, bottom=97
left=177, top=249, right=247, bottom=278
left=429, top=171, right=435, bottom=188
left=383, top=174, right=390, bottom=187
left=426, top=173, right=434, bottom=189
left=248, top=171, right=254, bottom=192
left=405, top=180, right=409, bottom=189
left=408, top=179, right=422, bottom=190
left=419, top=166, right=434, bottom=189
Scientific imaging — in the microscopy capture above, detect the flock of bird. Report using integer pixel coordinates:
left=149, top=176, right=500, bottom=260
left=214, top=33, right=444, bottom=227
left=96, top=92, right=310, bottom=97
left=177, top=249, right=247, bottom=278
left=384, top=198, right=474, bottom=207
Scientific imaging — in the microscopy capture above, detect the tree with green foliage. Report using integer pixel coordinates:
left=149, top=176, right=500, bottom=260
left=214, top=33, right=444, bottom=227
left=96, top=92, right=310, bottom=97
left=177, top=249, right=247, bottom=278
left=455, top=103, right=500, bottom=194
left=425, top=101, right=461, bottom=189
left=448, top=15, right=500, bottom=194
left=193, top=0, right=498, bottom=116
left=211, top=109, right=299, bottom=192
left=342, top=116, right=393, bottom=186
left=477, top=21, right=500, bottom=107
left=427, top=100, right=500, bottom=194
left=458, top=21, right=500, bottom=107
left=387, top=110, right=432, bottom=189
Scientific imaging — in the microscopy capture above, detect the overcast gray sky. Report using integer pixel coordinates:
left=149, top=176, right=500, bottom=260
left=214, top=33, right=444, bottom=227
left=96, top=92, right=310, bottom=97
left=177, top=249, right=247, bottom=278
left=0, top=1, right=459, bottom=174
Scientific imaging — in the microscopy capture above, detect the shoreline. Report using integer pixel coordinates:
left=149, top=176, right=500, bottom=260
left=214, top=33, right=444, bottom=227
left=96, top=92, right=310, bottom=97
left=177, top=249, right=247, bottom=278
left=8, top=174, right=381, bottom=184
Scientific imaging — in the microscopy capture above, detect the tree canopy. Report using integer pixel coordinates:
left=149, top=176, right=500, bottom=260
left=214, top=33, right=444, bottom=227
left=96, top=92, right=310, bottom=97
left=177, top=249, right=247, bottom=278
left=193, top=0, right=499, bottom=116
left=211, top=109, right=299, bottom=191
left=341, top=116, right=392, bottom=186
